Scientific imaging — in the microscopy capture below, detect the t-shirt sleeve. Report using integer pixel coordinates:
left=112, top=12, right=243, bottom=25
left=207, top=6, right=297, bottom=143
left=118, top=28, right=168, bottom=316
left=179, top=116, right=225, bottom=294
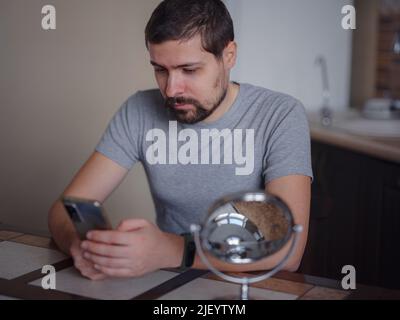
left=95, top=94, right=142, bottom=170
left=262, top=98, right=313, bottom=185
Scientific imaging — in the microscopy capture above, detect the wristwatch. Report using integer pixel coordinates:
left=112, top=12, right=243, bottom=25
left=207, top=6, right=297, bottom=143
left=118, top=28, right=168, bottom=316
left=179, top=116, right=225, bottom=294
left=179, top=233, right=196, bottom=271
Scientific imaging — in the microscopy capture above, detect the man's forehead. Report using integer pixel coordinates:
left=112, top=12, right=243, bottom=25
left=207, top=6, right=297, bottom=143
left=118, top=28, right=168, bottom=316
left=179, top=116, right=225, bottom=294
left=148, top=35, right=212, bottom=66
left=150, top=60, right=204, bottom=69
left=149, top=34, right=204, bottom=51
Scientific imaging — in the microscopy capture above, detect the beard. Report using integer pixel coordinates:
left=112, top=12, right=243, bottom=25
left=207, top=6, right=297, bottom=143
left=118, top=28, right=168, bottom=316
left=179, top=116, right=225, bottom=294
left=165, top=83, right=228, bottom=124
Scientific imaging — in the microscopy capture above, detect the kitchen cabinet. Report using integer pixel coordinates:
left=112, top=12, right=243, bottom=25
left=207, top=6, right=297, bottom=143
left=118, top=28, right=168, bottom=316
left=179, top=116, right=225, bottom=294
left=299, top=140, right=400, bottom=289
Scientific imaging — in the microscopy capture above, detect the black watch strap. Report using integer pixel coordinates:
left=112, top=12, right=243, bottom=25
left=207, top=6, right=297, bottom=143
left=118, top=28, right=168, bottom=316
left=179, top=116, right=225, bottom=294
left=179, top=233, right=196, bottom=271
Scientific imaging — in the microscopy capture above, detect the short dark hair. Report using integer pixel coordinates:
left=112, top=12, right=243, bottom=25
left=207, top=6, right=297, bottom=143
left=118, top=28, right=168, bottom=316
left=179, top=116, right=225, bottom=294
left=145, top=0, right=234, bottom=59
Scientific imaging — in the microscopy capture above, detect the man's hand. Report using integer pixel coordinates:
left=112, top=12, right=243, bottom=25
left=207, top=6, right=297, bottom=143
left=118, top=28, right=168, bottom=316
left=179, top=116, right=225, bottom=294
left=70, top=238, right=108, bottom=281
left=80, top=219, right=184, bottom=278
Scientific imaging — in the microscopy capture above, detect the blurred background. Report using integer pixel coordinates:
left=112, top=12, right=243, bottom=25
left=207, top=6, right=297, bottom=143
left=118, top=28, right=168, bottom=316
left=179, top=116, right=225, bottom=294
left=1, top=0, right=399, bottom=288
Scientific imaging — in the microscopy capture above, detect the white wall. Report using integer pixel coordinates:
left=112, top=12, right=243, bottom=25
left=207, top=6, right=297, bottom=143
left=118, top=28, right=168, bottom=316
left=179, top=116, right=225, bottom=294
left=225, top=0, right=354, bottom=111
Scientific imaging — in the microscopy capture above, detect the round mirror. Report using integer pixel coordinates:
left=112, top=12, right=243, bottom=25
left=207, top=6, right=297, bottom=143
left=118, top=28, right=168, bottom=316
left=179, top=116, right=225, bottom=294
left=191, top=190, right=302, bottom=300
left=200, top=191, right=293, bottom=264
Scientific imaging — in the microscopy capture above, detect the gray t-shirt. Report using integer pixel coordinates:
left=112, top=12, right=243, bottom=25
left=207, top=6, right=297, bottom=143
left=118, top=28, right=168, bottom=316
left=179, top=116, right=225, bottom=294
left=96, top=83, right=313, bottom=234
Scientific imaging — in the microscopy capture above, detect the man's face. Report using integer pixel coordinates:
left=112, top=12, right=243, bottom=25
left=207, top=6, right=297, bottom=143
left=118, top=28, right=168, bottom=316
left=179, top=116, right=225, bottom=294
left=149, top=34, right=231, bottom=124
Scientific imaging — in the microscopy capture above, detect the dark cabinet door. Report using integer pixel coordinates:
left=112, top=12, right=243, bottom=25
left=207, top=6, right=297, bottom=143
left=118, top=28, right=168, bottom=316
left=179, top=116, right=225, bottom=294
left=300, top=141, right=400, bottom=289
left=301, top=141, right=362, bottom=280
left=379, top=163, right=400, bottom=289
left=355, top=157, right=383, bottom=286
left=324, top=145, right=361, bottom=281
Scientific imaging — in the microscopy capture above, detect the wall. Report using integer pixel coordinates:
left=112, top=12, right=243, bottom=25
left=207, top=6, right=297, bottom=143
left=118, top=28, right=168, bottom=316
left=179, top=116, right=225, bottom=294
left=225, top=0, right=354, bottom=111
left=350, top=0, right=379, bottom=108
left=0, top=0, right=160, bottom=234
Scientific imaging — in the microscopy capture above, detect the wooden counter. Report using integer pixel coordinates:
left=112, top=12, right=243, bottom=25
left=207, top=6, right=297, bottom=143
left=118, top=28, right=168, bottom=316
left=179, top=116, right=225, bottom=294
left=308, top=113, right=400, bottom=164
left=310, top=124, right=400, bottom=164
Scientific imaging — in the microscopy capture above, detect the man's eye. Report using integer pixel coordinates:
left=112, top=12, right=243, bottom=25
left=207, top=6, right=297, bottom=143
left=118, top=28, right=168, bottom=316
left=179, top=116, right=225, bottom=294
left=183, top=69, right=196, bottom=74
left=155, top=68, right=167, bottom=74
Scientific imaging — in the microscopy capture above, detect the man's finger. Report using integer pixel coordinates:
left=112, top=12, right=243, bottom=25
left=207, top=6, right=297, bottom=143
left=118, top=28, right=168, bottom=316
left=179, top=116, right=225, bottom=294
left=87, top=273, right=107, bottom=281
left=83, top=252, right=130, bottom=269
left=93, top=265, right=133, bottom=278
left=80, top=269, right=107, bottom=281
left=81, top=241, right=129, bottom=258
left=74, top=259, right=107, bottom=280
left=86, top=230, right=130, bottom=245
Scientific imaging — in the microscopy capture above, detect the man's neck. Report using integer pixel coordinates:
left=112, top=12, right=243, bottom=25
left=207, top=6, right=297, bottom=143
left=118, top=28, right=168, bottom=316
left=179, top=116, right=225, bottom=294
left=203, top=82, right=240, bottom=124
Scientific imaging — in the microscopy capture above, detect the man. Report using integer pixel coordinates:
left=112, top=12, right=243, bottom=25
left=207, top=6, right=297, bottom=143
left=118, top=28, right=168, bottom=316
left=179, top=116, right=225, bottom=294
left=48, top=0, right=313, bottom=280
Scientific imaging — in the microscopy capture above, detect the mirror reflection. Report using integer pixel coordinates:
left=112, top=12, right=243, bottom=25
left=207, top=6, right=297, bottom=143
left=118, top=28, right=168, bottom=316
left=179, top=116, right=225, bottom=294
left=200, top=192, right=293, bottom=264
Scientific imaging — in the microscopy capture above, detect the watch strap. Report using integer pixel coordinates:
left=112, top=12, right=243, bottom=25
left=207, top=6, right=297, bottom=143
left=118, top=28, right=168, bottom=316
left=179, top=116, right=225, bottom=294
left=179, top=232, right=196, bottom=271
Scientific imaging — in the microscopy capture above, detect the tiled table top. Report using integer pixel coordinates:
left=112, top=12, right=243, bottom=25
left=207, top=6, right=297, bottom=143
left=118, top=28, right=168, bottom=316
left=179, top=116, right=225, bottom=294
left=0, top=241, right=66, bottom=280
left=30, top=267, right=178, bottom=300
left=1, top=228, right=399, bottom=300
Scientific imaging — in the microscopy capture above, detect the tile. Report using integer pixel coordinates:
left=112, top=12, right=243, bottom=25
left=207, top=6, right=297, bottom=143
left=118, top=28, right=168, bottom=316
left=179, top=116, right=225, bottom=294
left=300, top=286, right=350, bottom=300
left=251, top=277, right=314, bottom=297
left=0, top=241, right=67, bottom=280
left=207, top=273, right=313, bottom=296
left=30, top=267, right=178, bottom=300
left=11, top=235, right=57, bottom=250
left=159, top=277, right=298, bottom=300
left=0, top=231, right=23, bottom=241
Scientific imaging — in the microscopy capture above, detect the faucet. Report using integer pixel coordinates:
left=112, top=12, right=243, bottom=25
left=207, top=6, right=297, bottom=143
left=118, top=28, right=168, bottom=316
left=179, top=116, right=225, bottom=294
left=315, top=55, right=333, bottom=126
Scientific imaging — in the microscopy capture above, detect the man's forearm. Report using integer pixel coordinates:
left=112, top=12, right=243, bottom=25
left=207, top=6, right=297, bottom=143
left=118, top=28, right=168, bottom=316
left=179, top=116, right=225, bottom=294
left=48, top=200, right=79, bottom=255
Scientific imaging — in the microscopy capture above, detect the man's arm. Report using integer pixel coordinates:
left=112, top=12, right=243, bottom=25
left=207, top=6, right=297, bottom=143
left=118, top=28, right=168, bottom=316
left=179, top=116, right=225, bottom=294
left=264, top=174, right=311, bottom=271
left=48, top=151, right=128, bottom=257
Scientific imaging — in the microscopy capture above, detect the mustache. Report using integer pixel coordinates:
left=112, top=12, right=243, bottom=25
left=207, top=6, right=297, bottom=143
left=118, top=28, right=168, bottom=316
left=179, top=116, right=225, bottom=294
left=165, top=97, right=203, bottom=109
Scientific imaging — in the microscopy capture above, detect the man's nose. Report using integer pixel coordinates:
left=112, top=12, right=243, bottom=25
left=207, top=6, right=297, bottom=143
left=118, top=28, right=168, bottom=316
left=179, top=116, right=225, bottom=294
left=165, top=73, right=184, bottom=98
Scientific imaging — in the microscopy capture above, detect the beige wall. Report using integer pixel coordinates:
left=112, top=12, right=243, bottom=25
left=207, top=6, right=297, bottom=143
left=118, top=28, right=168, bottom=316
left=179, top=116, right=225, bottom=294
left=0, top=0, right=161, bottom=235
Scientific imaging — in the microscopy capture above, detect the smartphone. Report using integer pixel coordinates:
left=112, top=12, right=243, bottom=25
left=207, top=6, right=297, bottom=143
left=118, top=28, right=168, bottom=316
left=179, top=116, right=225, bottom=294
left=62, top=196, right=112, bottom=240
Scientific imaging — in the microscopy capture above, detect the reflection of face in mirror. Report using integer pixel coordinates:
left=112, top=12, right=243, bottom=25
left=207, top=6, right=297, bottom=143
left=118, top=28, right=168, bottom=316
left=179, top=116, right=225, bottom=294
left=201, top=193, right=294, bottom=264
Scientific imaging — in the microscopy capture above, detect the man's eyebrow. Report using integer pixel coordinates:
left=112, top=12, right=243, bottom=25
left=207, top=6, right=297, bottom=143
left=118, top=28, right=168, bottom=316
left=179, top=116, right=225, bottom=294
left=150, top=61, right=203, bottom=69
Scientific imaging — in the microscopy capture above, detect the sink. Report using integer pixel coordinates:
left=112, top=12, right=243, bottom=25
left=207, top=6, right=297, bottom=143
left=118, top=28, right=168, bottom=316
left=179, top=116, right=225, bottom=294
left=309, top=110, right=400, bottom=139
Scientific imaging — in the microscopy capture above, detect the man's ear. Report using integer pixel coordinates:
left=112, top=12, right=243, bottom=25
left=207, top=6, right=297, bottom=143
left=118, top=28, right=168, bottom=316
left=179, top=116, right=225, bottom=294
left=223, top=41, right=237, bottom=68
